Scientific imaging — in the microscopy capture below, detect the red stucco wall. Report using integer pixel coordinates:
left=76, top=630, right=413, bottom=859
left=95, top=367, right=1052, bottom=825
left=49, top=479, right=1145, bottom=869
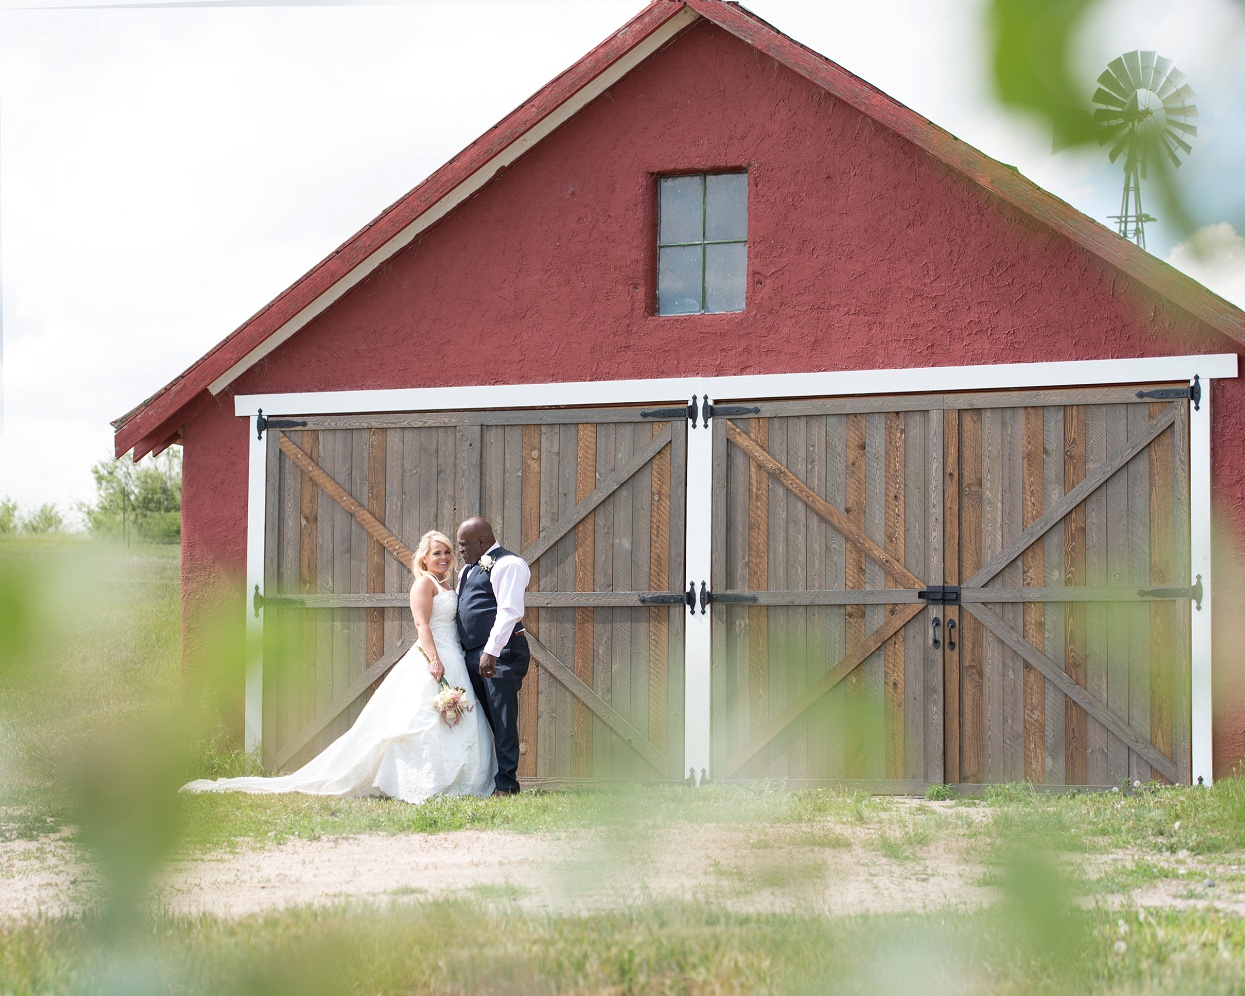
left=182, top=18, right=1245, bottom=776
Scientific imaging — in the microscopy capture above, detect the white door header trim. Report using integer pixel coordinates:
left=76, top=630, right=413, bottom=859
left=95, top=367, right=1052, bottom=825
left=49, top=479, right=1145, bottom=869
left=235, top=353, right=1238, bottom=417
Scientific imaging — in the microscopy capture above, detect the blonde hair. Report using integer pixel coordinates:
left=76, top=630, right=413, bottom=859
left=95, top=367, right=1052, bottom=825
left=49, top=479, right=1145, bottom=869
left=411, top=530, right=458, bottom=584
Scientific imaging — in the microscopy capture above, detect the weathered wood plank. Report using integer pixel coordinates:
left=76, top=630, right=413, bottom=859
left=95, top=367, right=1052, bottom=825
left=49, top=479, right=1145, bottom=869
left=807, top=414, right=830, bottom=778
left=981, top=407, right=1005, bottom=781
left=366, top=429, right=387, bottom=678
left=521, top=425, right=672, bottom=567
left=1021, top=407, right=1045, bottom=784
left=747, top=418, right=770, bottom=777
left=1148, top=404, right=1174, bottom=783
left=519, top=423, right=541, bottom=779
left=963, top=603, right=1178, bottom=783
left=667, top=422, right=687, bottom=777
left=1043, top=405, right=1066, bottom=786
left=1084, top=405, right=1109, bottom=785
left=649, top=423, right=671, bottom=763
left=454, top=424, right=482, bottom=527
left=593, top=422, right=616, bottom=777
left=277, top=432, right=415, bottom=570
left=1064, top=405, right=1088, bottom=785
left=610, top=424, right=636, bottom=779
left=1104, top=405, right=1130, bottom=784
left=923, top=409, right=942, bottom=784
left=274, top=627, right=419, bottom=770
left=824, top=414, right=848, bottom=780
left=1127, top=403, right=1153, bottom=784
left=573, top=422, right=597, bottom=778
left=964, top=405, right=1179, bottom=590
left=767, top=420, right=790, bottom=777
left=884, top=411, right=906, bottom=780
left=727, top=420, right=924, bottom=589
left=943, top=408, right=961, bottom=784
left=726, top=603, right=925, bottom=777
left=526, top=635, right=667, bottom=775
left=844, top=413, right=868, bottom=779
left=959, top=409, right=984, bottom=782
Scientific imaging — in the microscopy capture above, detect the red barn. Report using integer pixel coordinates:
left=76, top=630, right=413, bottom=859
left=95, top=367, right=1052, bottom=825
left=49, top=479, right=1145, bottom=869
left=114, top=0, right=1245, bottom=789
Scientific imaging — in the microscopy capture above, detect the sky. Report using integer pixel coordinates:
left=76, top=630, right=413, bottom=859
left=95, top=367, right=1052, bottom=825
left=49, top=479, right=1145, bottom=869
left=1, top=0, right=1243, bottom=521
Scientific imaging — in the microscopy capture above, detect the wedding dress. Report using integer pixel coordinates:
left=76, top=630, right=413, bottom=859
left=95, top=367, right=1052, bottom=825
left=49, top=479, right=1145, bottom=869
left=183, top=589, right=496, bottom=802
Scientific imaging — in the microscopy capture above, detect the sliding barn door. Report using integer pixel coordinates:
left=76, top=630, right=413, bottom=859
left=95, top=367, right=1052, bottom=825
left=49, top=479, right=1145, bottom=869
left=260, top=407, right=686, bottom=780
left=944, top=387, right=1192, bottom=786
left=709, top=402, right=945, bottom=786
left=707, top=384, right=1194, bottom=788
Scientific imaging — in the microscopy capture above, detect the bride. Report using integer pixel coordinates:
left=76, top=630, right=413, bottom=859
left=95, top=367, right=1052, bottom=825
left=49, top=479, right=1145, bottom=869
left=183, top=531, right=497, bottom=802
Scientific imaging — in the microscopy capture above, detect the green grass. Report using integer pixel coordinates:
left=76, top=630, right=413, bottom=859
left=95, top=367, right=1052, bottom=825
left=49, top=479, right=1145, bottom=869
left=6, top=534, right=1245, bottom=994
left=2, top=901, right=1244, bottom=995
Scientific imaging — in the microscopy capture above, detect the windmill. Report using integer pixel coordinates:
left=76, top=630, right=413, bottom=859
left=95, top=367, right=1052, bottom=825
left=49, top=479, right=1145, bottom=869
left=1091, top=51, right=1198, bottom=251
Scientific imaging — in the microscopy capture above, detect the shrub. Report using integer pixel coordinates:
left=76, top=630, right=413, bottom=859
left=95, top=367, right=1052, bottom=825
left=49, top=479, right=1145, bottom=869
left=0, top=497, right=18, bottom=534
left=20, top=503, right=65, bottom=534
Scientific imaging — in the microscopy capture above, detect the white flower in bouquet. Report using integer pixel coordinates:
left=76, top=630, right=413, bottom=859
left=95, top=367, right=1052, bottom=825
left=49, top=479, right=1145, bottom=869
left=418, top=645, right=473, bottom=728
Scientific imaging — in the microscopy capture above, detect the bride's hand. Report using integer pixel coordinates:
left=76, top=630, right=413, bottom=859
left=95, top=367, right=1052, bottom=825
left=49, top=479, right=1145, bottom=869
left=429, top=659, right=445, bottom=682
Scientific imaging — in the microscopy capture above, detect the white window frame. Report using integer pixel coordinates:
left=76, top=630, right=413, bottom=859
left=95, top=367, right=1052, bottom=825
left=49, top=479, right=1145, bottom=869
left=238, top=352, right=1235, bottom=785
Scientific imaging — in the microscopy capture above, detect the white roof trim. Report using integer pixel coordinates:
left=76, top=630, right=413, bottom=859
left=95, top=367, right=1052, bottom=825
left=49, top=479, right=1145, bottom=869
left=208, top=6, right=700, bottom=397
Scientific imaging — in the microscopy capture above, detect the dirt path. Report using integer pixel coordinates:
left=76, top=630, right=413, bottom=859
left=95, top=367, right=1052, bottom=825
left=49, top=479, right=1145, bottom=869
left=5, top=822, right=1242, bottom=920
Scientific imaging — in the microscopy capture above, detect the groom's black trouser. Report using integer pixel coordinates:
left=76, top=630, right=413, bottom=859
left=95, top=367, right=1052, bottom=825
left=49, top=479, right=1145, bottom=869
left=464, top=634, right=528, bottom=794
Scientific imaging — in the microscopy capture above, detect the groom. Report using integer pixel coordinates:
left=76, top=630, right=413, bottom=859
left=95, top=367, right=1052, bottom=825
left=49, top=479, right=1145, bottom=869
left=455, top=516, right=531, bottom=797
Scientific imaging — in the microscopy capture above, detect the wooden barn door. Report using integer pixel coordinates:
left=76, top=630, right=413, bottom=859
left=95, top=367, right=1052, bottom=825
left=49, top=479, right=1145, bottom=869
left=259, top=407, right=686, bottom=780
left=706, top=384, right=1194, bottom=788
left=709, top=401, right=945, bottom=786
left=944, top=387, right=1192, bottom=787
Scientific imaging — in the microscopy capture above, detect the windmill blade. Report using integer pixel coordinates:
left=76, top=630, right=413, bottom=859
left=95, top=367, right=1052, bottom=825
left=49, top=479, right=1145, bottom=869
left=1138, top=50, right=1157, bottom=88
left=1091, top=87, right=1127, bottom=111
left=1156, top=67, right=1188, bottom=99
left=1122, top=50, right=1144, bottom=88
left=1150, top=54, right=1174, bottom=89
left=1163, top=128, right=1193, bottom=157
left=1108, top=129, right=1134, bottom=164
left=1099, top=63, right=1133, bottom=100
left=1168, top=119, right=1198, bottom=138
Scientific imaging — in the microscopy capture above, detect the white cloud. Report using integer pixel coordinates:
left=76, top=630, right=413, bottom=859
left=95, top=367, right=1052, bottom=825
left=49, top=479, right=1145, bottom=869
left=1167, top=222, right=1245, bottom=308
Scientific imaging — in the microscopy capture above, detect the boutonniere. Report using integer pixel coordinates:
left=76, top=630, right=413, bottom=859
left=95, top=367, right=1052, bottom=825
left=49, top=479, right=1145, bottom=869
left=478, top=554, right=496, bottom=572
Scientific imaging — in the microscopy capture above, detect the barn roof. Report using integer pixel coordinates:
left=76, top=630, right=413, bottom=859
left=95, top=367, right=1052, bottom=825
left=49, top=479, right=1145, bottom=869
left=113, top=0, right=1245, bottom=460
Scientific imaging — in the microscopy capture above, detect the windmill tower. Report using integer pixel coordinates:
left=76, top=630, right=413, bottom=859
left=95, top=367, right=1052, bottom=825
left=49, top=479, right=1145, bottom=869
left=1091, top=51, right=1198, bottom=251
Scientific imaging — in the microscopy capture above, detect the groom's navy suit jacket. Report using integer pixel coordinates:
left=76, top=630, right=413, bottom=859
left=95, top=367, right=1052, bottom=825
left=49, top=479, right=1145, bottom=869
left=456, top=547, right=529, bottom=678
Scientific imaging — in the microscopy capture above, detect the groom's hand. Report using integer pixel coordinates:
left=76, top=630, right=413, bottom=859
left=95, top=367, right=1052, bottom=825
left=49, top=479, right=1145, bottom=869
left=479, top=653, right=498, bottom=679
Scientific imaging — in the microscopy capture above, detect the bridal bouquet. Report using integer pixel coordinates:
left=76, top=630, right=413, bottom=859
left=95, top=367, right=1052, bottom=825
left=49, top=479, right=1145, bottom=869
left=418, top=646, right=474, bottom=728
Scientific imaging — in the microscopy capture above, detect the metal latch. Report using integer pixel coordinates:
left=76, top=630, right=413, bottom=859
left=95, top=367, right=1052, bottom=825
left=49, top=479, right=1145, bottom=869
left=700, top=395, right=760, bottom=423
left=917, top=586, right=961, bottom=605
left=1139, top=574, right=1203, bottom=611
left=252, top=585, right=307, bottom=617
left=1136, top=374, right=1200, bottom=411
left=256, top=409, right=309, bottom=440
left=641, top=398, right=699, bottom=427
left=639, top=584, right=697, bottom=614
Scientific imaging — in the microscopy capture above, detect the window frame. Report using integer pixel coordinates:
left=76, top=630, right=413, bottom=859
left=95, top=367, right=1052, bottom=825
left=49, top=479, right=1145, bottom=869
left=656, top=171, right=748, bottom=317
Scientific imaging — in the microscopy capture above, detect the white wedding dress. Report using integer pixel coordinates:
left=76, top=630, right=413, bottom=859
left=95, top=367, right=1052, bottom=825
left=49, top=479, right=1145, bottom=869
left=183, top=589, right=496, bottom=802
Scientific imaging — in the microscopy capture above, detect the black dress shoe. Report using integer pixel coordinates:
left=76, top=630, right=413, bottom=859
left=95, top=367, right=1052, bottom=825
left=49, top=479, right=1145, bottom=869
left=490, top=789, right=512, bottom=797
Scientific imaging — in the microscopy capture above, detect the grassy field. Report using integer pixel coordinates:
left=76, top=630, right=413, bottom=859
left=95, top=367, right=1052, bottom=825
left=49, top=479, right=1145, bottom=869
left=3, top=535, right=1245, bottom=994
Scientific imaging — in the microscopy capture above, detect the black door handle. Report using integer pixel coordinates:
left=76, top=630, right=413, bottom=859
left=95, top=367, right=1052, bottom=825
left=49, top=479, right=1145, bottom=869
left=947, top=618, right=957, bottom=651
left=931, top=615, right=941, bottom=649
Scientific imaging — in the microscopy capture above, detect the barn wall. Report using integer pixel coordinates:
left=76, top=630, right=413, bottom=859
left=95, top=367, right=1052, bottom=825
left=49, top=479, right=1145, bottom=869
left=180, top=17, right=1245, bottom=772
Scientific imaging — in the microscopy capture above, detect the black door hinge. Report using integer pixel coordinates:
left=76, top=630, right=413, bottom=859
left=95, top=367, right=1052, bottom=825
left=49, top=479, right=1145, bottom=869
left=700, top=395, right=760, bottom=424
left=639, top=589, right=695, bottom=609
left=252, top=584, right=306, bottom=617
left=256, top=409, right=309, bottom=440
left=917, top=585, right=961, bottom=605
left=1139, top=574, right=1203, bottom=611
left=691, top=582, right=759, bottom=614
left=641, top=397, right=699, bottom=427
left=1136, top=374, right=1200, bottom=412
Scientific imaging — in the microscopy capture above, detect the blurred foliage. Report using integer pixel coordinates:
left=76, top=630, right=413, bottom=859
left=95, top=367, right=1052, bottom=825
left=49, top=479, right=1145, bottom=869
left=0, top=497, right=67, bottom=534
left=0, top=497, right=18, bottom=534
left=79, top=448, right=181, bottom=544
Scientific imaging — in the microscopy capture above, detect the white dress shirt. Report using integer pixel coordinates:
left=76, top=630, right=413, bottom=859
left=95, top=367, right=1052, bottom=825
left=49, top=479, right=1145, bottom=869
left=480, top=542, right=531, bottom=657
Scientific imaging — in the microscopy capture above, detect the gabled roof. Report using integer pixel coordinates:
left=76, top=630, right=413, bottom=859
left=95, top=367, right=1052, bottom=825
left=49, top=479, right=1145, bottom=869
left=114, top=0, right=1245, bottom=459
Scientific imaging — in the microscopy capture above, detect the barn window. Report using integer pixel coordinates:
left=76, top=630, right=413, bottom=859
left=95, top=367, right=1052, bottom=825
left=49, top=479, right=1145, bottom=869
left=657, top=172, right=747, bottom=315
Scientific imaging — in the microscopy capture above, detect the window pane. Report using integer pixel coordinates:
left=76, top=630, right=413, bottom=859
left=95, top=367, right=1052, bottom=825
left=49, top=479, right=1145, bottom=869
left=704, top=242, right=746, bottom=313
left=704, top=173, right=747, bottom=242
left=658, top=245, right=703, bottom=315
left=658, top=175, right=703, bottom=245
